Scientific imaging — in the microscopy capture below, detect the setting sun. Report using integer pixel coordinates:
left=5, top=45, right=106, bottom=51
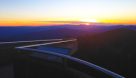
left=80, top=19, right=98, bottom=23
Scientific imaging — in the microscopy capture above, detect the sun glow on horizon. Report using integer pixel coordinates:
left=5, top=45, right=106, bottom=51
left=80, top=19, right=98, bottom=23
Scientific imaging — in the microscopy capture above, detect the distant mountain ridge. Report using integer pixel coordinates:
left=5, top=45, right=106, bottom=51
left=0, top=25, right=135, bottom=42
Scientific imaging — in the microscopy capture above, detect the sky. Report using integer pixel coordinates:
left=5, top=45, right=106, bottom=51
left=0, top=0, right=136, bottom=26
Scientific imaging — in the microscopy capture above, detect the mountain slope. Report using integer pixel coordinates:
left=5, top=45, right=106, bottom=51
left=75, top=28, right=136, bottom=77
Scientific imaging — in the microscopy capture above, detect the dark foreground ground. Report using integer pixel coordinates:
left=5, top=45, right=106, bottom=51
left=74, top=28, right=136, bottom=77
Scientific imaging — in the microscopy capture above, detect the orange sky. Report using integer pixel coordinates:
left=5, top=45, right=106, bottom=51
left=0, top=19, right=136, bottom=26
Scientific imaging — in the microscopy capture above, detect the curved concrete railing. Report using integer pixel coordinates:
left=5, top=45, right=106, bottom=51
left=16, top=39, right=124, bottom=78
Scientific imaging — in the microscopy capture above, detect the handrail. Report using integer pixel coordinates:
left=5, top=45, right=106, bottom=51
left=15, top=39, right=124, bottom=78
left=16, top=39, right=77, bottom=48
left=0, top=39, right=62, bottom=45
